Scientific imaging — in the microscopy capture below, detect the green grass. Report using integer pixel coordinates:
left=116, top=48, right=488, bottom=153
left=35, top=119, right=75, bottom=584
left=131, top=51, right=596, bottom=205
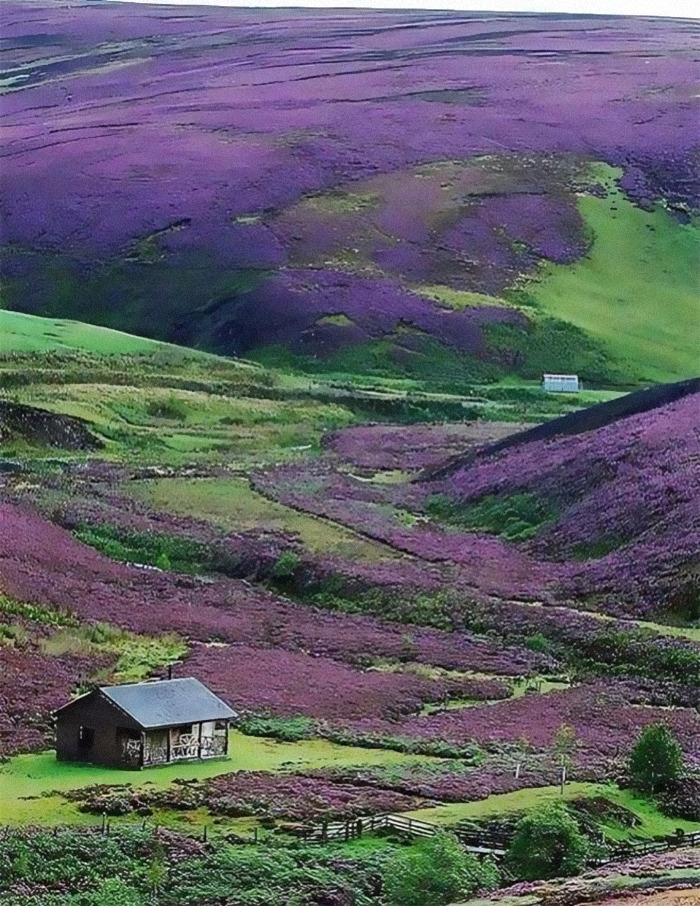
left=0, top=732, right=438, bottom=827
left=527, top=164, right=700, bottom=383
left=0, top=310, right=220, bottom=359
left=425, top=492, right=558, bottom=542
left=405, top=783, right=700, bottom=840
left=5, top=379, right=355, bottom=467
left=39, top=623, right=187, bottom=685
left=405, top=783, right=598, bottom=823
left=127, top=477, right=399, bottom=561
left=633, top=620, right=700, bottom=643
left=417, top=286, right=520, bottom=311
left=0, top=594, right=77, bottom=628
left=420, top=676, right=570, bottom=714
left=573, top=606, right=700, bottom=643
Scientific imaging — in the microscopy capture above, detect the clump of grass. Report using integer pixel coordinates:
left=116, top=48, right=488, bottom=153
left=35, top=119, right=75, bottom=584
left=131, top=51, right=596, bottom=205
left=40, top=622, right=187, bottom=684
left=0, top=624, right=30, bottom=647
left=0, top=594, right=77, bottom=628
left=238, top=715, right=315, bottom=742
left=569, top=537, right=624, bottom=560
left=73, top=524, right=212, bottom=573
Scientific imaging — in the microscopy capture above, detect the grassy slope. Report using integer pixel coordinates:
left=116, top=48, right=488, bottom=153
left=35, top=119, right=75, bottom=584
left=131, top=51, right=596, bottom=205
left=0, top=310, right=221, bottom=359
left=529, top=165, right=700, bottom=383
left=0, top=732, right=435, bottom=826
left=0, top=313, right=605, bottom=469
left=127, top=477, right=400, bottom=561
left=407, top=783, right=700, bottom=840
left=8, top=382, right=353, bottom=465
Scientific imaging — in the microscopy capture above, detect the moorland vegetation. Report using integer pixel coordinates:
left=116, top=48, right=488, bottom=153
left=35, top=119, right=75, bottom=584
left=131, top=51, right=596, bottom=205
left=1, top=4, right=699, bottom=905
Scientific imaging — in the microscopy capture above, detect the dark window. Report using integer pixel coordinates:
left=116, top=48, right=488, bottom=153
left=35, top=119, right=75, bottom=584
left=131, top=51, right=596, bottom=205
left=78, top=726, right=94, bottom=750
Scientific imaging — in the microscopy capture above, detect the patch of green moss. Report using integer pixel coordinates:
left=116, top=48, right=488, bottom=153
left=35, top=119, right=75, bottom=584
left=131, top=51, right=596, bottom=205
left=40, top=622, right=187, bottom=685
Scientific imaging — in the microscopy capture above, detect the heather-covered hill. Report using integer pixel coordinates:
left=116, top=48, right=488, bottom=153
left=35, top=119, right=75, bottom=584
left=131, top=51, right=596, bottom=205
left=420, top=390, right=700, bottom=616
left=256, top=387, right=699, bottom=618
left=427, top=376, right=700, bottom=472
left=1, top=3, right=698, bottom=387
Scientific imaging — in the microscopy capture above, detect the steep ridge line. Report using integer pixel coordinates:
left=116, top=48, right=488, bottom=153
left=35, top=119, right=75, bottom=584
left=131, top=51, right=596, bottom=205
left=423, top=376, right=700, bottom=480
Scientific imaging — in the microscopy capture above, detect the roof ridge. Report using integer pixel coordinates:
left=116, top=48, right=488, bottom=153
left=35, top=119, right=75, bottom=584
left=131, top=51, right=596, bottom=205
left=99, top=676, right=196, bottom=691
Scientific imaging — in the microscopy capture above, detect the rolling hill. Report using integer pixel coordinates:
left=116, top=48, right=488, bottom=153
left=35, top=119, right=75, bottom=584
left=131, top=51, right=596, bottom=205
left=1, top=3, right=698, bottom=389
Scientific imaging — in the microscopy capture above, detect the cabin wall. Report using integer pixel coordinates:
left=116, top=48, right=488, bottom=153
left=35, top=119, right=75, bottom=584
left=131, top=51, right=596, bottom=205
left=56, top=692, right=141, bottom=766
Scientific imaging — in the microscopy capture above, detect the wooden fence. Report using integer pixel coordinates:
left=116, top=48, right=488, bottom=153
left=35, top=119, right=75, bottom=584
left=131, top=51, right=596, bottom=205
left=298, top=813, right=508, bottom=855
left=589, top=829, right=700, bottom=867
left=63, top=812, right=700, bottom=869
left=296, top=812, right=700, bottom=866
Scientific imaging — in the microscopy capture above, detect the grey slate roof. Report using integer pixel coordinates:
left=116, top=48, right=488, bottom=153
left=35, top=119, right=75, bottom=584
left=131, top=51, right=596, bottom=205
left=98, top=678, right=237, bottom=729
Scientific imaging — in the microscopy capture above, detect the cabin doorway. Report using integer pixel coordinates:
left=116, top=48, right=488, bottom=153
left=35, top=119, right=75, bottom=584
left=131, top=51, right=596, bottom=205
left=78, top=726, right=94, bottom=755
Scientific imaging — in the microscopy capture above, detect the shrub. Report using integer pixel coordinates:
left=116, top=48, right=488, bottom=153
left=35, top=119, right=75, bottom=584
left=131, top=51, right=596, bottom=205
left=383, top=832, right=498, bottom=906
left=507, top=801, right=589, bottom=880
left=525, top=633, right=553, bottom=654
left=271, top=550, right=301, bottom=579
left=627, top=723, right=684, bottom=793
left=238, top=715, right=314, bottom=742
left=94, top=878, right=145, bottom=906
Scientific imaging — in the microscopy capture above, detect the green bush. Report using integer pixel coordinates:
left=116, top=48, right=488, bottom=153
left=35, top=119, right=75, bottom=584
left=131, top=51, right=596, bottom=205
left=525, top=633, right=553, bottom=654
left=238, top=715, right=314, bottom=742
left=271, top=550, right=301, bottom=579
left=507, top=801, right=589, bottom=880
left=627, top=723, right=684, bottom=793
left=94, top=878, right=145, bottom=906
left=383, top=832, right=498, bottom=906
left=74, top=524, right=211, bottom=574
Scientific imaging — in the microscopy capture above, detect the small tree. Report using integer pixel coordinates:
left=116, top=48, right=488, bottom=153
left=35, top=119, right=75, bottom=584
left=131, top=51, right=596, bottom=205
left=553, top=724, right=577, bottom=770
left=383, top=832, right=498, bottom=906
left=507, top=801, right=589, bottom=880
left=628, top=723, right=684, bottom=793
